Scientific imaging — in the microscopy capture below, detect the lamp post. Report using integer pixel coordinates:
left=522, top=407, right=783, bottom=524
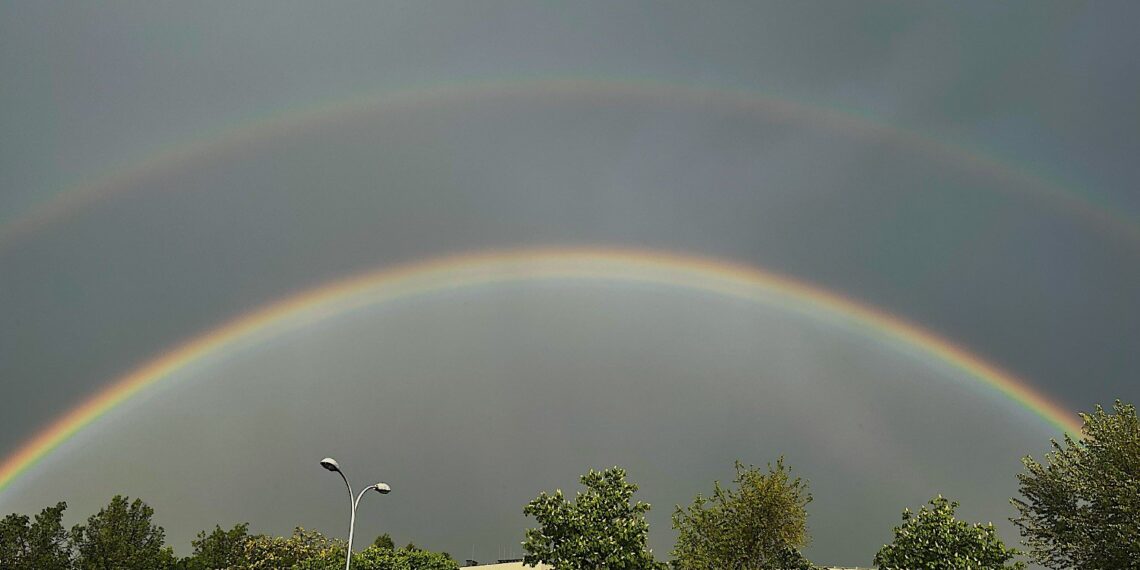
left=321, top=457, right=391, bottom=570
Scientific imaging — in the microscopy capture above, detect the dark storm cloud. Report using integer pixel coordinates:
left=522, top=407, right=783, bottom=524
left=2, top=1, right=1138, bottom=566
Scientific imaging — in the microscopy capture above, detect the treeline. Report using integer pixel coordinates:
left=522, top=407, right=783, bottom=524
left=0, top=495, right=455, bottom=570
left=520, top=401, right=1138, bottom=570
left=2, top=401, right=1136, bottom=570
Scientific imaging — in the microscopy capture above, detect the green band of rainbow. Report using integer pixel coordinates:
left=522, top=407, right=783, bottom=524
left=0, top=248, right=1081, bottom=496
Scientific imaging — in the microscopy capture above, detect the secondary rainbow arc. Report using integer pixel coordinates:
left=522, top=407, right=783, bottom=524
left=0, top=248, right=1082, bottom=497
left=2, top=77, right=1136, bottom=250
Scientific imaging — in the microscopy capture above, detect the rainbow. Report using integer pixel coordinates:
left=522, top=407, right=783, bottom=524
left=0, top=248, right=1082, bottom=496
left=1, top=77, right=1136, bottom=250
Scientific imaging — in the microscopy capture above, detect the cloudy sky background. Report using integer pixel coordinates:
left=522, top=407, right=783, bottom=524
left=1, top=2, right=1138, bottom=566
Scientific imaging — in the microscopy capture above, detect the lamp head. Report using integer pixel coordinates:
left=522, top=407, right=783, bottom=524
left=320, top=458, right=341, bottom=472
left=373, top=482, right=392, bottom=494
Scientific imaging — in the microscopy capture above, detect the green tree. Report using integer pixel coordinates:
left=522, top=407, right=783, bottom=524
left=671, top=459, right=814, bottom=570
left=351, top=544, right=458, bottom=570
left=0, top=502, right=72, bottom=570
left=292, top=542, right=456, bottom=570
left=371, top=533, right=395, bottom=551
left=238, top=527, right=343, bottom=570
left=71, top=495, right=176, bottom=570
left=183, top=523, right=250, bottom=570
left=874, top=496, right=1024, bottom=570
left=289, top=547, right=342, bottom=570
left=522, top=466, right=664, bottom=570
left=1011, top=400, right=1140, bottom=569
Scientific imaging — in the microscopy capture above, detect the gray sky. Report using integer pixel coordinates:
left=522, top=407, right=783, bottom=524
left=1, top=2, right=1138, bottom=566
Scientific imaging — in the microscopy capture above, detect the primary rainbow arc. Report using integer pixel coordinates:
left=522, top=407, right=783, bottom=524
left=0, top=248, right=1081, bottom=497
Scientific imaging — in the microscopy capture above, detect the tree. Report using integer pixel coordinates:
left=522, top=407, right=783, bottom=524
left=1011, top=400, right=1140, bottom=569
left=184, top=523, right=250, bottom=570
left=351, top=544, right=458, bottom=570
left=238, top=527, right=343, bottom=570
left=289, top=547, right=343, bottom=570
left=874, top=496, right=1023, bottom=570
left=71, top=495, right=176, bottom=570
left=291, top=542, right=457, bottom=570
left=0, top=502, right=72, bottom=570
left=523, top=466, right=664, bottom=570
left=671, top=459, right=815, bottom=570
left=371, top=533, right=395, bottom=551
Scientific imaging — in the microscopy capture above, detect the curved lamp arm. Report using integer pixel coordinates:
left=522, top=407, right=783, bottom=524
left=322, top=459, right=356, bottom=570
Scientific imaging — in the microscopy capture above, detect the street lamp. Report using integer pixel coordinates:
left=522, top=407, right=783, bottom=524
left=320, top=457, right=390, bottom=570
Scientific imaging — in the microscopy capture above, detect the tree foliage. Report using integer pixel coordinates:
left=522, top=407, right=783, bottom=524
left=238, top=527, right=343, bottom=570
left=874, top=496, right=1023, bottom=570
left=0, top=501, right=71, bottom=570
left=351, top=544, right=458, bottom=570
left=290, top=542, right=457, bottom=570
left=0, top=498, right=451, bottom=570
left=371, top=533, right=395, bottom=551
left=1011, top=400, right=1140, bottom=569
left=184, top=522, right=250, bottom=570
left=523, top=466, right=664, bottom=570
left=670, top=459, right=814, bottom=570
left=70, top=495, right=176, bottom=570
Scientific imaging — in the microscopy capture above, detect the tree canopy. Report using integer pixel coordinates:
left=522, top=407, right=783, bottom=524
left=874, top=496, right=1023, bottom=570
left=184, top=522, right=250, bottom=570
left=523, top=466, right=664, bottom=570
left=0, top=501, right=71, bottom=570
left=70, top=495, right=176, bottom=570
left=289, top=540, right=456, bottom=570
left=1011, top=400, right=1140, bottom=569
left=370, top=533, right=396, bottom=551
left=238, top=527, right=344, bottom=570
left=350, top=544, right=458, bottom=570
left=0, top=497, right=459, bottom=570
left=670, top=459, right=814, bottom=570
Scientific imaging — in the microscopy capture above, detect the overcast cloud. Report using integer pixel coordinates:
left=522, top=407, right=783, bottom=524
left=1, top=2, right=1138, bottom=566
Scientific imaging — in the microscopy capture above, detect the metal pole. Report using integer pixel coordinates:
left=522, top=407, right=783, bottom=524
left=335, top=469, right=355, bottom=570
left=347, top=487, right=372, bottom=570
